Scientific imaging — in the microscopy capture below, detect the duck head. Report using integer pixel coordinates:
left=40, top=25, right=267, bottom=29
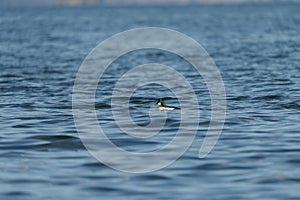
left=156, top=98, right=166, bottom=107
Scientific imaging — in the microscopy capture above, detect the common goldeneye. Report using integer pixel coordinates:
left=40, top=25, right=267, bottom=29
left=156, top=98, right=180, bottom=111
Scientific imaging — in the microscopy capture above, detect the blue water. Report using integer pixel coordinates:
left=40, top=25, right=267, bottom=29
left=1, top=3, right=300, bottom=199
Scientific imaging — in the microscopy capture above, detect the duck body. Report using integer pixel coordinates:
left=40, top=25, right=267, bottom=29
left=156, top=98, right=180, bottom=111
left=158, top=106, right=179, bottom=111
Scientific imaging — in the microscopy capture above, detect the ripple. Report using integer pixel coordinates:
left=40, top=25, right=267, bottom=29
left=3, top=191, right=32, bottom=197
left=1, top=4, right=300, bottom=200
left=252, top=94, right=283, bottom=100
left=280, top=101, right=300, bottom=110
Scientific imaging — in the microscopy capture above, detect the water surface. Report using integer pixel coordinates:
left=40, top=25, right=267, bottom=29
left=1, top=3, right=300, bottom=199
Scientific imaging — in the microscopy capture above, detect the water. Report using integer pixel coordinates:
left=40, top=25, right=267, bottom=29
left=1, top=3, right=300, bottom=199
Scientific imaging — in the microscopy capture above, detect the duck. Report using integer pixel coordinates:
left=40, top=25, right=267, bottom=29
left=156, top=98, right=180, bottom=111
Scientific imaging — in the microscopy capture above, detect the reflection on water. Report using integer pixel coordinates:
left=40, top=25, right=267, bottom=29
left=1, top=3, right=300, bottom=199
